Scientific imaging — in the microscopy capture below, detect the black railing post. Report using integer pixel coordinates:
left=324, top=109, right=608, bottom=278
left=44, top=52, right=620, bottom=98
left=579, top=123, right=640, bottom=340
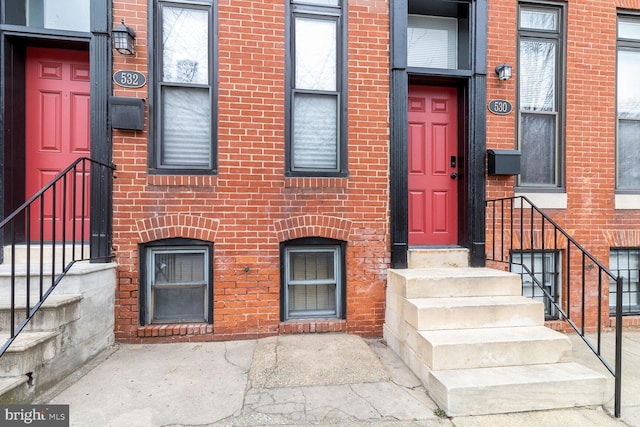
left=615, top=276, right=623, bottom=418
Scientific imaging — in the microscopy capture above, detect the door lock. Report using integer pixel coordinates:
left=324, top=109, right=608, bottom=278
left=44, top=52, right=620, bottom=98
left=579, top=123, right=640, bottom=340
left=450, top=172, right=458, bottom=179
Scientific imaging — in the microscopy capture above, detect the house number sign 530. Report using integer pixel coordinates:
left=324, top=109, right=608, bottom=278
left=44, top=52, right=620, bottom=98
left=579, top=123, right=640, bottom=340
left=488, top=99, right=513, bottom=115
left=113, top=70, right=146, bottom=88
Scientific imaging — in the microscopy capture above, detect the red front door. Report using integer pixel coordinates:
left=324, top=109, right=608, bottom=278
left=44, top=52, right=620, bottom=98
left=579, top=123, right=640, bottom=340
left=408, top=85, right=458, bottom=245
left=25, top=47, right=91, bottom=241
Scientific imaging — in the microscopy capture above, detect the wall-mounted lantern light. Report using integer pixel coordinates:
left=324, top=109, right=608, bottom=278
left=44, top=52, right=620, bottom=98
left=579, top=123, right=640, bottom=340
left=495, top=63, right=512, bottom=81
left=113, top=20, right=136, bottom=55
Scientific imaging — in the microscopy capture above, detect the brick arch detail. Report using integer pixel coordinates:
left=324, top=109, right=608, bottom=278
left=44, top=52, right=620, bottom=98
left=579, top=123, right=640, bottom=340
left=136, top=214, right=219, bottom=243
left=274, top=215, right=353, bottom=242
left=603, top=230, right=640, bottom=248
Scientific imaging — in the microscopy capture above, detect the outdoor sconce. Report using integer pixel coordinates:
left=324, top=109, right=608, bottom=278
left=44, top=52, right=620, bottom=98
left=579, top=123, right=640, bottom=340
left=113, top=20, right=136, bottom=55
left=495, top=63, right=512, bottom=81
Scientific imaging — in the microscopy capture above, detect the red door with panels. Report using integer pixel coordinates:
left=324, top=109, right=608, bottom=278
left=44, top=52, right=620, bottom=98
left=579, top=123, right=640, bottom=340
left=408, top=85, right=458, bottom=245
left=25, top=47, right=91, bottom=241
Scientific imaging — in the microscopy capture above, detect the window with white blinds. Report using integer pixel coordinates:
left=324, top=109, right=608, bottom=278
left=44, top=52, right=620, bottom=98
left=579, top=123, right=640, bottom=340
left=284, top=246, right=341, bottom=319
left=609, top=249, right=640, bottom=315
left=617, top=16, right=640, bottom=190
left=407, top=15, right=457, bottom=69
left=145, top=245, right=211, bottom=324
left=155, top=1, right=215, bottom=171
left=288, top=0, right=344, bottom=174
left=517, top=3, right=564, bottom=188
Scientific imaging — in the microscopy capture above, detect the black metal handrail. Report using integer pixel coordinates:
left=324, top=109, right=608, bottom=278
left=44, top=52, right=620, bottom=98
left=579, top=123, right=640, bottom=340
left=486, top=196, right=623, bottom=418
left=0, top=157, right=115, bottom=357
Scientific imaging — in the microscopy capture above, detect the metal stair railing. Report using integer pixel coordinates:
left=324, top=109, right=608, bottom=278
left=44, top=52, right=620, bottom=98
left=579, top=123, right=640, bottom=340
left=486, top=195, right=623, bottom=418
left=0, top=157, right=115, bottom=357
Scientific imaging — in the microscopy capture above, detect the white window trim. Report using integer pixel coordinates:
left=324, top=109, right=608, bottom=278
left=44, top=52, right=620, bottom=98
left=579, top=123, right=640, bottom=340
left=514, top=191, right=567, bottom=209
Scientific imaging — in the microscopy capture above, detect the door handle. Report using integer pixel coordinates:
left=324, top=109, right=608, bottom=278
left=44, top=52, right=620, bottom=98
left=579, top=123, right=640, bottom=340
left=450, top=173, right=458, bottom=179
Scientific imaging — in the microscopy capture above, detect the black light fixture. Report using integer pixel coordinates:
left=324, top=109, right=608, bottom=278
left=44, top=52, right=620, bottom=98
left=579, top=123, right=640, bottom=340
left=495, top=63, right=512, bottom=81
left=113, top=19, right=136, bottom=55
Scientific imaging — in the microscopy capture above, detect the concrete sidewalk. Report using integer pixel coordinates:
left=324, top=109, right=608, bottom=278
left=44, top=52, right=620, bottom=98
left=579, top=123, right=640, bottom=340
left=40, top=332, right=638, bottom=427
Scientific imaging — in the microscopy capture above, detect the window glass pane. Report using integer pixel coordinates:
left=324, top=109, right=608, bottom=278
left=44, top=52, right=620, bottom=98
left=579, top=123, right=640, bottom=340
left=519, top=113, right=556, bottom=186
left=290, top=251, right=334, bottom=281
left=162, top=6, right=209, bottom=85
left=285, top=247, right=339, bottom=318
left=154, top=252, right=205, bottom=284
left=293, top=93, right=338, bottom=170
left=4, top=0, right=90, bottom=31
left=520, top=8, right=557, bottom=31
left=161, top=87, right=211, bottom=167
left=407, top=15, right=457, bottom=69
left=617, top=120, right=640, bottom=189
left=619, top=18, right=640, bottom=40
left=153, top=286, right=206, bottom=322
left=618, top=49, right=640, bottom=119
left=295, top=17, right=337, bottom=91
left=519, top=40, right=556, bottom=112
left=288, top=284, right=336, bottom=314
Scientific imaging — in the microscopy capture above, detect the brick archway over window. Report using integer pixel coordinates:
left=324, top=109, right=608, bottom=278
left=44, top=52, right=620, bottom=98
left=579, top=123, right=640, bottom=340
left=274, top=215, right=352, bottom=242
left=603, top=230, right=640, bottom=248
left=136, top=214, right=219, bottom=243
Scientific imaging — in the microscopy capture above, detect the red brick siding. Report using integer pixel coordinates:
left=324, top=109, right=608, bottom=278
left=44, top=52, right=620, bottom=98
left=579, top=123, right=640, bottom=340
left=111, top=0, right=390, bottom=342
left=487, top=0, right=640, bottom=329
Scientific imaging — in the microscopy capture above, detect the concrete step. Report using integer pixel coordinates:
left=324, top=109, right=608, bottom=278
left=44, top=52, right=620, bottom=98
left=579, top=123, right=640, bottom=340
left=404, top=295, right=544, bottom=330
left=388, top=267, right=522, bottom=299
left=417, top=326, right=573, bottom=370
left=0, top=331, right=58, bottom=376
left=0, top=295, right=82, bottom=332
left=0, top=376, right=30, bottom=404
left=0, top=261, right=112, bottom=297
left=408, top=248, right=469, bottom=269
left=3, top=244, right=89, bottom=265
left=429, top=362, right=608, bottom=417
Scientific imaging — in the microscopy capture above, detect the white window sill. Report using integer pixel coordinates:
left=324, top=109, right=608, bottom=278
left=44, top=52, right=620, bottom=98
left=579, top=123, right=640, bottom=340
left=615, top=194, right=640, bottom=210
left=514, top=191, right=567, bottom=209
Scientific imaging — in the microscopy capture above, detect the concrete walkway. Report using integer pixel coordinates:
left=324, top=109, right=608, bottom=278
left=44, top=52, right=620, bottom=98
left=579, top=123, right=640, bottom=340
left=39, top=332, right=640, bottom=427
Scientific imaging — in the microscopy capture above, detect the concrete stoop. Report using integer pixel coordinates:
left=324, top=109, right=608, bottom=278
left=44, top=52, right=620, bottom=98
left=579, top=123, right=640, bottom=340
left=0, top=246, right=116, bottom=403
left=383, top=248, right=608, bottom=417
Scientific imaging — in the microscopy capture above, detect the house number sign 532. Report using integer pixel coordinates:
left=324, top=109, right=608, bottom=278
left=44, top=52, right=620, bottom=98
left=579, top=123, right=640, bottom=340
left=488, top=99, right=513, bottom=115
left=113, top=70, right=146, bottom=88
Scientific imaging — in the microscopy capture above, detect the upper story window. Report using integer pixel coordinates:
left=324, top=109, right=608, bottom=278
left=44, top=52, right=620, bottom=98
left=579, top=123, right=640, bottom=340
left=152, top=0, right=217, bottom=173
left=616, top=16, right=640, bottom=190
left=286, top=0, right=346, bottom=176
left=3, top=0, right=90, bottom=32
left=517, top=3, right=565, bottom=189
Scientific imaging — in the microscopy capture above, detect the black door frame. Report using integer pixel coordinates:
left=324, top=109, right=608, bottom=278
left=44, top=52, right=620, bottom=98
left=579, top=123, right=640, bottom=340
left=389, top=0, right=488, bottom=268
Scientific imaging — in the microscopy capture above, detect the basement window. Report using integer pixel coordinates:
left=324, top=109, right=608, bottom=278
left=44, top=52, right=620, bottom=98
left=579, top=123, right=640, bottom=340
left=281, top=239, right=346, bottom=320
left=609, top=248, right=640, bottom=315
left=141, top=240, right=213, bottom=325
left=510, top=251, right=560, bottom=320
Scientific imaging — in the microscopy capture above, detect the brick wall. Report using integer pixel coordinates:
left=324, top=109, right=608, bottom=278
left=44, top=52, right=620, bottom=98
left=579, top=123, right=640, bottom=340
left=111, top=0, right=390, bottom=342
left=487, top=0, right=640, bottom=328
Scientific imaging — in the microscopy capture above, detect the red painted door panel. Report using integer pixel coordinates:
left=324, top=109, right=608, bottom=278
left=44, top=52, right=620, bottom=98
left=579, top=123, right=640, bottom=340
left=408, top=86, right=458, bottom=245
left=25, top=48, right=91, bottom=241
